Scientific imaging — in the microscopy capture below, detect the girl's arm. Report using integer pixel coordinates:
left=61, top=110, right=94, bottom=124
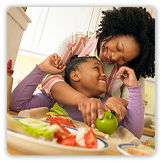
left=116, top=66, right=144, bottom=138
left=9, top=54, right=65, bottom=112
left=119, top=86, right=144, bottom=139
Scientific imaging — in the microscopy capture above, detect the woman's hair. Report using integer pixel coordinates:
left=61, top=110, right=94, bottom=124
left=65, top=55, right=99, bottom=86
left=96, top=7, right=155, bottom=80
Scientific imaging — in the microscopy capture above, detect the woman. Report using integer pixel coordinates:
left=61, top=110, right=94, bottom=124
left=40, top=7, right=155, bottom=128
left=10, top=54, right=144, bottom=138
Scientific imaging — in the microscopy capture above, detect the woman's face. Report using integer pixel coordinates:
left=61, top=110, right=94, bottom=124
left=75, top=58, right=107, bottom=97
left=99, top=35, right=140, bottom=65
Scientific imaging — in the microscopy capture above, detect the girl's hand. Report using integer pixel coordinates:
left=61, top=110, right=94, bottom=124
left=38, top=53, right=66, bottom=74
left=78, top=97, right=104, bottom=128
left=116, top=66, right=138, bottom=87
left=104, top=97, right=128, bottom=122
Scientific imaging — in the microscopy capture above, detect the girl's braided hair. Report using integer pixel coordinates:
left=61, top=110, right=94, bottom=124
left=65, top=55, right=99, bottom=86
left=96, top=7, right=155, bottom=79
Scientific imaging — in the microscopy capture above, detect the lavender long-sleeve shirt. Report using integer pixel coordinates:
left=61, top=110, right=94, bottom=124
left=10, top=65, right=144, bottom=138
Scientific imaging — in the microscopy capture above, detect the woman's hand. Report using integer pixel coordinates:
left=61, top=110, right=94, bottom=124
left=116, top=66, right=138, bottom=87
left=78, top=97, right=104, bottom=128
left=104, top=97, right=128, bottom=122
left=38, top=53, right=66, bottom=74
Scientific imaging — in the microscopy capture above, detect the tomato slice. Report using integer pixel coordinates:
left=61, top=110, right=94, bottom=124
left=84, top=129, right=97, bottom=149
left=46, top=117, right=76, bottom=128
left=59, top=135, right=87, bottom=148
left=55, top=130, right=69, bottom=142
left=47, top=119, right=71, bottom=135
left=60, top=135, right=77, bottom=146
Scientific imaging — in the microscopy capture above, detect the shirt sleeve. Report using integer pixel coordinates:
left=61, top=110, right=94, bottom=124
left=41, top=32, right=88, bottom=95
left=9, top=65, right=55, bottom=112
left=118, top=85, right=145, bottom=139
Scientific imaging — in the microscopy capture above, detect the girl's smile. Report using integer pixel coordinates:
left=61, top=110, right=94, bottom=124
left=71, top=58, right=107, bottom=98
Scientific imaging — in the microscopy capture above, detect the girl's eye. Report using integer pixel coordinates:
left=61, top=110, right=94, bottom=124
left=95, top=67, right=99, bottom=70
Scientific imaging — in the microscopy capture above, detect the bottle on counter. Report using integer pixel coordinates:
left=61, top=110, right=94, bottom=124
left=7, top=59, right=14, bottom=111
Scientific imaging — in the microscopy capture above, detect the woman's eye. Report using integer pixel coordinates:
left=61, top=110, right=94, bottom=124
left=122, top=58, right=127, bottom=62
left=116, top=44, right=120, bottom=51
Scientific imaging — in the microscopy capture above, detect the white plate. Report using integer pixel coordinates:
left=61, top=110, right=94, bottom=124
left=7, top=116, right=109, bottom=155
left=117, top=144, right=138, bottom=156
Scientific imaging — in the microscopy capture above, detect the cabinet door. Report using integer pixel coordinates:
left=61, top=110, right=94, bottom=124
left=19, top=7, right=94, bottom=59
left=19, top=7, right=42, bottom=52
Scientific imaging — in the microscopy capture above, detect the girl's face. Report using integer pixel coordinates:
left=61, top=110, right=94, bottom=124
left=74, top=58, right=107, bottom=98
left=99, top=35, right=140, bottom=65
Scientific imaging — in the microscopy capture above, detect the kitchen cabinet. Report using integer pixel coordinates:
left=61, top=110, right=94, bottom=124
left=19, top=7, right=97, bottom=59
left=7, top=7, right=31, bottom=67
left=19, top=7, right=155, bottom=60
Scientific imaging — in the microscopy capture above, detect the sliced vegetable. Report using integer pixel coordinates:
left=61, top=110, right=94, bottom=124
left=76, top=128, right=86, bottom=142
left=50, top=103, right=69, bottom=116
left=149, top=143, right=155, bottom=148
left=84, top=129, right=97, bottom=149
left=46, top=112, right=59, bottom=116
left=60, top=135, right=77, bottom=146
left=19, top=118, right=47, bottom=127
left=46, top=117, right=76, bottom=128
left=25, top=124, right=60, bottom=138
left=7, top=113, right=26, bottom=134
left=55, top=130, right=69, bottom=142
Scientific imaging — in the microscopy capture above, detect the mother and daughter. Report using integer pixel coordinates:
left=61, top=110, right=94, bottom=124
left=10, top=7, right=155, bottom=139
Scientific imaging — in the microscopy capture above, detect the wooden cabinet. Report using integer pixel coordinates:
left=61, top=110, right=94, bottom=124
left=7, top=7, right=31, bottom=67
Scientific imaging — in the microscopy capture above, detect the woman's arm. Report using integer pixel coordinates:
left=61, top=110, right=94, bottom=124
left=41, top=33, right=104, bottom=128
left=51, top=81, right=87, bottom=107
left=51, top=82, right=104, bottom=128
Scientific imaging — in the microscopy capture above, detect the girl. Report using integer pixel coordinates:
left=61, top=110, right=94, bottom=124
left=40, top=7, right=154, bottom=128
left=10, top=54, right=144, bottom=138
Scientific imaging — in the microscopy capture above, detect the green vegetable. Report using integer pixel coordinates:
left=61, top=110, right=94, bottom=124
left=149, top=142, right=155, bottom=148
left=50, top=102, right=69, bottom=116
left=7, top=113, right=26, bottom=134
left=25, top=124, right=60, bottom=138
left=19, top=118, right=47, bottom=127
left=7, top=114, right=60, bottom=139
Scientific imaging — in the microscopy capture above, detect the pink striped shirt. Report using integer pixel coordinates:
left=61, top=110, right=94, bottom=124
left=41, top=32, right=144, bottom=100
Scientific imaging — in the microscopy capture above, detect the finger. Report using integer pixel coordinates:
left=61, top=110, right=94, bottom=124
left=58, top=60, right=64, bottom=68
left=116, top=67, right=126, bottom=78
left=106, top=103, right=121, bottom=121
left=49, top=54, right=56, bottom=63
left=97, top=102, right=104, bottom=120
left=86, top=103, right=91, bottom=127
left=54, top=53, right=58, bottom=60
left=90, top=103, right=98, bottom=128
left=57, top=66, right=66, bottom=73
left=120, top=106, right=127, bottom=120
left=55, top=57, right=61, bottom=66
left=104, top=103, right=112, bottom=112
left=119, top=75, right=125, bottom=82
left=78, top=104, right=87, bottom=124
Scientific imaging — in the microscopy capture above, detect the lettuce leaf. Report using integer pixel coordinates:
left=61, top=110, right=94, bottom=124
left=25, top=124, right=60, bottom=138
left=50, top=102, right=69, bottom=116
left=7, top=114, right=60, bottom=139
